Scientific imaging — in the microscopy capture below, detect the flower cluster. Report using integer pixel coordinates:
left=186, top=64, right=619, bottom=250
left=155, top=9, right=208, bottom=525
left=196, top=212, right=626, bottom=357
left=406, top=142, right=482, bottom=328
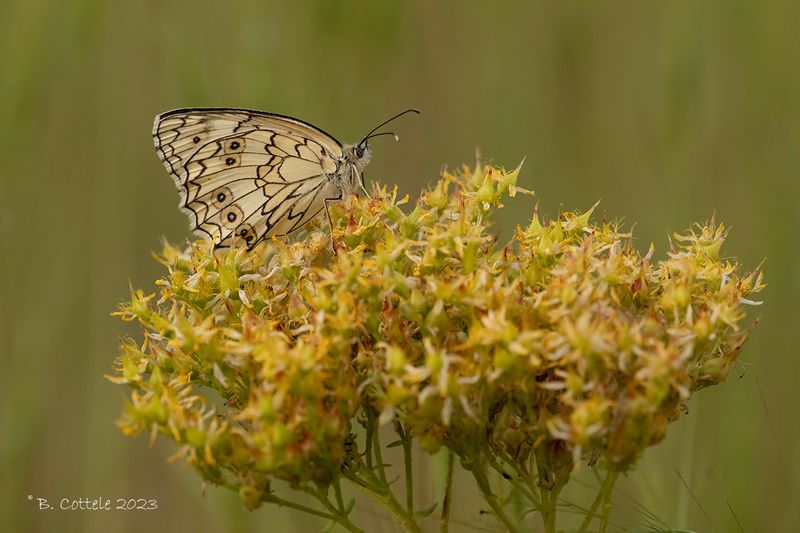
left=111, top=162, right=763, bottom=531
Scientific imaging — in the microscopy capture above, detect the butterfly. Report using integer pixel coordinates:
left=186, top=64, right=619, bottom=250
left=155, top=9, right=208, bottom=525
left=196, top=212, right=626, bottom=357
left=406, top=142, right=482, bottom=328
left=153, top=107, right=418, bottom=250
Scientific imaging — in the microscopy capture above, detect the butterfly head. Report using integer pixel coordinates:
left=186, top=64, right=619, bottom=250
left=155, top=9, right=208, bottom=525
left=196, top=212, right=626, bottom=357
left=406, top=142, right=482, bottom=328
left=346, top=142, right=373, bottom=170
left=338, top=143, right=373, bottom=197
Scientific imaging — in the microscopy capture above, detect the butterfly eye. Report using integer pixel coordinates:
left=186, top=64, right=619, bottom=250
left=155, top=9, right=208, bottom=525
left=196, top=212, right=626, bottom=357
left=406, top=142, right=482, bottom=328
left=211, top=186, right=233, bottom=208
left=226, top=139, right=244, bottom=152
left=221, top=204, right=244, bottom=229
left=355, top=145, right=365, bottom=158
left=234, top=223, right=257, bottom=247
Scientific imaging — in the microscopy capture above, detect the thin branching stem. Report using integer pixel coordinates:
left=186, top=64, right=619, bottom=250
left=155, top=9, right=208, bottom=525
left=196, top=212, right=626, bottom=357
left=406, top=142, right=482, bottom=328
left=578, top=469, right=618, bottom=533
left=536, top=458, right=568, bottom=533
left=598, top=471, right=618, bottom=533
left=539, top=482, right=555, bottom=533
left=469, top=462, right=520, bottom=533
left=345, top=425, right=423, bottom=533
left=440, top=451, right=454, bottom=533
left=364, top=411, right=375, bottom=472
left=286, top=486, right=366, bottom=533
left=263, top=494, right=339, bottom=522
left=346, top=472, right=423, bottom=533
left=396, top=422, right=414, bottom=513
left=343, top=470, right=387, bottom=495
left=488, top=455, right=541, bottom=509
left=372, top=424, right=389, bottom=485
left=334, top=479, right=346, bottom=513
left=219, top=479, right=344, bottom=526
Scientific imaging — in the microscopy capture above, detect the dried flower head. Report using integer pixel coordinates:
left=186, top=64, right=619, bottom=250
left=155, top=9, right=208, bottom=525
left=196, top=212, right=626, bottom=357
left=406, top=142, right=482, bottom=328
left=111, top=162, right=763, bottom=530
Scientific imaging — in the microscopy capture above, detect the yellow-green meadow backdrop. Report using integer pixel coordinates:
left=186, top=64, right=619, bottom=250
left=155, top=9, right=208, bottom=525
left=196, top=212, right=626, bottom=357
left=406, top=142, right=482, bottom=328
left=1, top=1, right=797, bottom=531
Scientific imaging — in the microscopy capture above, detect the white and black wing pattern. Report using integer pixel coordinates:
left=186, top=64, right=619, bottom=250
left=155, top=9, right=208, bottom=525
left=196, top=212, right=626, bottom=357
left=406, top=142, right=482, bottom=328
left=153, top=107, right=345, bottom=249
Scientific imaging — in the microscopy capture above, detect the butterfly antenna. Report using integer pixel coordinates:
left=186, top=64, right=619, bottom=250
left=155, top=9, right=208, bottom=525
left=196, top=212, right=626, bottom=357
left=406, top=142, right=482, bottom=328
left=362, top=131, right=400, bottom=143
left=359, top=109, right=420, bottom=146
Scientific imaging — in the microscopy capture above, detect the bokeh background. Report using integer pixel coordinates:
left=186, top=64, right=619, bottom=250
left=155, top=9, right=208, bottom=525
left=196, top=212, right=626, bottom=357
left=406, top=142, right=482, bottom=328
left=1, top=1, right=798, bottom=531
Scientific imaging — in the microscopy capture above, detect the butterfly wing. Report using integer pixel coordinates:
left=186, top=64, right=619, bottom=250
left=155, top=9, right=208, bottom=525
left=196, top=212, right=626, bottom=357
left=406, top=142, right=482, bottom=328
left=153, top=108, right=345, bottom=249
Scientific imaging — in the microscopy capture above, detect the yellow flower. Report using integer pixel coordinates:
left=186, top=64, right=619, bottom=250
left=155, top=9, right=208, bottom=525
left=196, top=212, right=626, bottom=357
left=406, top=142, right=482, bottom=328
left=111, top=161, right=764, bottom=517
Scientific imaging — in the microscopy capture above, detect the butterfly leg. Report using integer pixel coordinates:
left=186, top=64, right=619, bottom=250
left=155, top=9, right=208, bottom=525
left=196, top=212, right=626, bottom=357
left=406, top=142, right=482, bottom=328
left=357, top=171, right=372, bottom=200
left=323, top=197, right=340, bottom=254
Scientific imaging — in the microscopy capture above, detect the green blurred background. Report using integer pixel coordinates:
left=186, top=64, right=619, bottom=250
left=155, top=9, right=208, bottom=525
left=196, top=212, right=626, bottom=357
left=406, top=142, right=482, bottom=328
left=1, top=1, right=797, bottom=531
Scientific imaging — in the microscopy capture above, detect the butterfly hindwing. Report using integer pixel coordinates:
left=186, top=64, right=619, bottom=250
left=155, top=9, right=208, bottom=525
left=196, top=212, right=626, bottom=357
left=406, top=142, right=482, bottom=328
left=217, top=176, right=341, bottom=249
left=153, top=108, right=345, bottom=248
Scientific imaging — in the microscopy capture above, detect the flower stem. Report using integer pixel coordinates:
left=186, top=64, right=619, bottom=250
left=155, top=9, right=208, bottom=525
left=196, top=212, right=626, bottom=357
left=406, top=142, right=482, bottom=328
left=577, top=469, right=618, bottom=533
left=396, top=422, right=414, bottom=513
left=267, top=490, right=365, bottom=533
left=344, top=438, right=423, bottom=533
left=539, top=483, right=555, bottom=533
left=343, top=470, right=387, bottom=494
left=598, top=471, right=618, bottom=532
left=364, top=411, right=375, bottom=471
left=537, top=471, right=566, bottom=533
left=488, top=455, right=541, bottom=509
left=372, top=424, right=388, bottom=484
left=262, top=494, right=336, bottom=521
left=347, top=472, right=423, bottom=533
left=334, top=479, right=346, bottom=513
left=469, top=463, right=520, bottom=533
left=440, top=451, right=454, bottom=533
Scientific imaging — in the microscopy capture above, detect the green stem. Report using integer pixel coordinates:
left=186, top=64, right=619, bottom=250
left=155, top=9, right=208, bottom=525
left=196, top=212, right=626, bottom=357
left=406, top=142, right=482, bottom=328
left=396, top=422, right=414, bottom=513
left=343, top=470, right=387, bottom=495
left=488, top=456, right=541, bottom=508
left=365, top=411, right=375, bottom=472
left=344, top=453, right=423, bottom=533
left=334, top=479, right=346, bottom=513
left=469, top=463, right=520, bottom=533
left=598, top=471, right=618, bottom=532
left=536, top=459, right=567, bottom=533
left=544, top=483, right=565, bottom=533
left=262, top=494, right=338, bottom=522
left=577, top=486, right=604, bottom=531
left=372, top=424, right=388, bottom=484
left=539, top=482, right=554, bottom=533
left=269, top=489, right=365, bottom=533
left=348, top=473, right=423, bottom=533
left=349, top=411, right=422, bottom=532
left=494, top=447, right=546, bottom=517
left=440, top=451, right=454, bottom=533
left=218, top=478, right=351, bottom=528
left=578, top=470, right=618, bottom=533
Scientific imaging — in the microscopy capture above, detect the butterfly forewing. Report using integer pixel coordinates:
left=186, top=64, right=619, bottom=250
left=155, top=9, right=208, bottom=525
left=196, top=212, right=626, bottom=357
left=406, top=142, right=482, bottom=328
left=153, top=108, right=345, bottom=249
